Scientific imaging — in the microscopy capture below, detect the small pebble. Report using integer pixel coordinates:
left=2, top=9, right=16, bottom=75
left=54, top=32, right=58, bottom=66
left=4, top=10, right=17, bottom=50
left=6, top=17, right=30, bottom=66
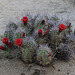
left=32, top=69, right=40, bottom=75
left=67, top=72, right=70, bottom=75
left=58, top=69, right=61, bottom=71
left=21, top=73, right=25, bottom=75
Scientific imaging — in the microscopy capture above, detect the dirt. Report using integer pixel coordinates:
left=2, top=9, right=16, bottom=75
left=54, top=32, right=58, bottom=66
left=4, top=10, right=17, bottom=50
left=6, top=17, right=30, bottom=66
left=0, top=58, right=75, bottom=75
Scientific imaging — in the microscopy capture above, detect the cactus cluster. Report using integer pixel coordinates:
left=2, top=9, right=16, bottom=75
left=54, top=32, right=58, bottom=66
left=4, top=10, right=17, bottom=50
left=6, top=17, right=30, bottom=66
left=0, top=14, right=75, bottom=66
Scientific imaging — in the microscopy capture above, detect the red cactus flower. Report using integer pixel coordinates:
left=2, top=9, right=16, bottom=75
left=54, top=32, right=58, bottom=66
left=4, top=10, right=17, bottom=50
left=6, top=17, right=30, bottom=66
left=48, top=50, right=54, bottom=57
left=21, top=17, right=28, bottom=25
left=67, top=23, right=71, bottom=28
left=0, top=45, right=6, bottom=50
left=8, top=42, right=12, bottom=48
left=38, top=29, right=42, bottom=35
left=2, top=37, right=8, bottom=44
left=22, top=32, right=25, bottom=38
left=47, top=20, right=48, bottom=22
left=41, top=20, right=45, bottom=24
left=15, top=38, right=23, bottom=46
left=44, top=30, right=49, bottom=36
left=59, top=24, right=66, bottom=31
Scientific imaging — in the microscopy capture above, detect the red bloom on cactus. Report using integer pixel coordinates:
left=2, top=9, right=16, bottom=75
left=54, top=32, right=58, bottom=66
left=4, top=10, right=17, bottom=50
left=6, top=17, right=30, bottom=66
left=38, top=29, right=42, bottom=35
left=41, top=20, right=45, bottom=24
left=67, top=23, right=71, bottom=27
left=44, top=30, right=49, bottom=36
left=22, top=32, right=25, bottom=38
left=8, top=42, right=11, bottom=48
left=47, top=20, right=48, bottom=22
left=0, top=45, right=6, bottom=50
left=15, top=38, right=23, bottom=46
left=48, top=50, right=54, bottom=57
left=2, top=37, right=8, bottom=44
left=59, top=24, right=66, bottom=31
left=21, top=17, right=28, bottom=25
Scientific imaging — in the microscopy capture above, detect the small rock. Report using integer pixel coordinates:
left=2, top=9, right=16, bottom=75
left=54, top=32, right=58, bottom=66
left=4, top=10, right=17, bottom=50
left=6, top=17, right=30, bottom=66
left=32, top=69, right=40, bottom=75
left=58, top=69, right=61, bottom=71
left=21, top=73, right=25, bottom=75
left=67, top=72, right=70, bottom=75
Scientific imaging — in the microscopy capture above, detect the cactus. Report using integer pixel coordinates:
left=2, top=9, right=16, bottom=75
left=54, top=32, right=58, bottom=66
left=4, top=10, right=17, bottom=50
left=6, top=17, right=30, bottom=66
left=21, top=37, right=37, bottom=63
left=6, top=22, right=18, bottom=31
left=4, top=30, right=14, bottom=43
left=36, top=45, right=55, bottom=66
left=2, top=23, right=18, bottom=58
left=55, top=43, right=71, bottom=61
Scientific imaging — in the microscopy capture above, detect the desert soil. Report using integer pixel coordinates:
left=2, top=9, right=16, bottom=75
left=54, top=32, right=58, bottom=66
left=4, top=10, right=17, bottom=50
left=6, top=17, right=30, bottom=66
left=0, top=0, right=75, bottom=75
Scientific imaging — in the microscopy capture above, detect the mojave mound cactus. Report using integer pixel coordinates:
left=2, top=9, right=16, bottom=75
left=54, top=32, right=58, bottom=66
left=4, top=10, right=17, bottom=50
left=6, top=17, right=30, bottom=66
left=0, top=14, right=74, bottom=66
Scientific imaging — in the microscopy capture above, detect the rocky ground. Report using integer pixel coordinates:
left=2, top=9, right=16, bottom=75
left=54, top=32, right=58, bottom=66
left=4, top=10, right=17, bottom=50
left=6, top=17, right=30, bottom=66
left=0, top=57, right=75, bottom=75
left=0, top=0, right=75, bottom=75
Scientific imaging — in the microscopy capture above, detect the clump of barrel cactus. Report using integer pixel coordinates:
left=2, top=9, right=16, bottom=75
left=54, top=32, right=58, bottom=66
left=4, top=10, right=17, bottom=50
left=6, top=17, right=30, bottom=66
left=0, top=14, right=75, bottom=66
